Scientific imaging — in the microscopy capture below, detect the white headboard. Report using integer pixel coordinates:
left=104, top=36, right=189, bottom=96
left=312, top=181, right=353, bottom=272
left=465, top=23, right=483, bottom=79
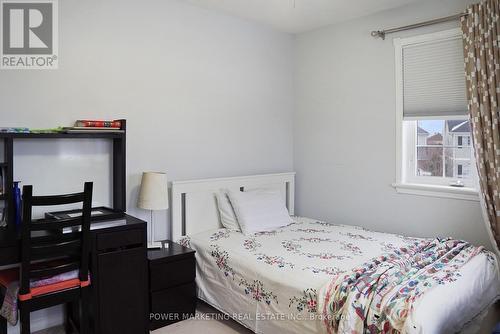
left=171, top=172, right=295, bottom=241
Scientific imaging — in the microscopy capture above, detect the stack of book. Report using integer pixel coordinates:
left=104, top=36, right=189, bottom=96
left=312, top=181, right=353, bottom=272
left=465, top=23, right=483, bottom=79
left=0, top=127, right=29, bottom=133
left=63, top=120, right=124, bottom=133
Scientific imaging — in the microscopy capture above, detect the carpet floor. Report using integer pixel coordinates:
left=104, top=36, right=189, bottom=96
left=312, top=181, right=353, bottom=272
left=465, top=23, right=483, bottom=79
left=33, top=299, right=500, bottom=334
left=33, top=301, right=251, bottom=334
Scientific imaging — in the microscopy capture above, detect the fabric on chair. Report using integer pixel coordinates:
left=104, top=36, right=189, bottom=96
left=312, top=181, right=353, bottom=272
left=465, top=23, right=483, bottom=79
left=0, top=268, right=19, bottom=326
left=0, top=269, right=89, bottom=326
left=461, top=0, right=500, bottom=253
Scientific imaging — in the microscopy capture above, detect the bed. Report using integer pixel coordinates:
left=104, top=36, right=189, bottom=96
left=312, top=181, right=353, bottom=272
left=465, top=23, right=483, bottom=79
left=171, top=173, right=499, bottom=334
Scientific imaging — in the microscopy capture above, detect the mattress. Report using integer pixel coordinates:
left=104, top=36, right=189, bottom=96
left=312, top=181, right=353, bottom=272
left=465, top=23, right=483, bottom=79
left=179, top=217, right=499, bottom=334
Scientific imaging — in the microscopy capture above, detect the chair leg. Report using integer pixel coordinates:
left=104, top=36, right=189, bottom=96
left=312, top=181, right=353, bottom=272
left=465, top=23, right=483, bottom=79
left=65, top=302, right=74, bottom=334
left=19, top=305, right=30, bottom=334
left=79, top=288, right=89, bottom=334
left=0, top=315, right=7, bottom=334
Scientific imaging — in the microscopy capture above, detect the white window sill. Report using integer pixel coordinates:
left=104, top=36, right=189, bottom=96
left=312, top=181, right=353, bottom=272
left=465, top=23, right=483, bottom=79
left=392, top=183, right=479, bottom=201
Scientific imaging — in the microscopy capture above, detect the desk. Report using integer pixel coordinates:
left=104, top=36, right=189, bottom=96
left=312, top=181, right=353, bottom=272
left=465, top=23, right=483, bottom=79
left=0, top=214, right=149, bottom=334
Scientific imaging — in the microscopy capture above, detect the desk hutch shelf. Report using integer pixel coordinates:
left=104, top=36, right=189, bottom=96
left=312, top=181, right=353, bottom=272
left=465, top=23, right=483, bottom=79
left=0, top=120, right=127, bottom=230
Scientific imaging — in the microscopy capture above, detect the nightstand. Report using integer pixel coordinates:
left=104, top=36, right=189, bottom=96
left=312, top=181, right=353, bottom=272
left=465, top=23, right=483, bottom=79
left=147, top=240, right=196, bottom=330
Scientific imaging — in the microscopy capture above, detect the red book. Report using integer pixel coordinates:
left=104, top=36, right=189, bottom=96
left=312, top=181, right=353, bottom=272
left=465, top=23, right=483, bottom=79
left=75, top=120, right=121, bottom=128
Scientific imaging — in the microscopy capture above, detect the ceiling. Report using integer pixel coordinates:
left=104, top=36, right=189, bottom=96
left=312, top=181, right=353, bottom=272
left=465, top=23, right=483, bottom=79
left=185, top=0, right=424, bottom=34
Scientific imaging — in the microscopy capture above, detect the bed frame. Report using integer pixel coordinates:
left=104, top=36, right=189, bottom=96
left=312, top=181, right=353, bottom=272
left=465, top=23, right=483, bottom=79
left=170, top=172, right=498, bottom=334
left=171, top=172, right=295, bottom=241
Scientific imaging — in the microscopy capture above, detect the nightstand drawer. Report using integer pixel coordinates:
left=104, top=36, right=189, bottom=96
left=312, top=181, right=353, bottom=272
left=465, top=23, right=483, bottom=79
left=150, top=257, right=195, bottom=291
left=150, top=282, right=196, bottom=330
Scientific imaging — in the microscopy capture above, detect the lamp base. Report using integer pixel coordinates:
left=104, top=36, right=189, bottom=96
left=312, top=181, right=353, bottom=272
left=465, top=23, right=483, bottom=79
left=147, top=241, right=163, bottom=249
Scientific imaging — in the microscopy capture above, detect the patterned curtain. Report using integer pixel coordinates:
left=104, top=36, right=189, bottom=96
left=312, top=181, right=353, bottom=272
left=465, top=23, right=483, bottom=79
left=461, top=0, right=500, bottom=251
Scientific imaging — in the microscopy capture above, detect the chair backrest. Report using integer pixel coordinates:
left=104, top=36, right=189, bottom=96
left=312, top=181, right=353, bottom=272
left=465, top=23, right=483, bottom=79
left=19, top=182, right=93, bottom=296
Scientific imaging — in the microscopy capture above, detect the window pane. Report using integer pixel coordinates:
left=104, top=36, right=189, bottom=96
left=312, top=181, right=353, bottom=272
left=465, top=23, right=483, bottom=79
left=411, top=119, right=474, bottom=183
left=445, top=147, right=473, bottom=179
left=444, top=120, right=472, bottom=146
left=417, top=146, right=443, bottom=176
left=417, top=120, right=444, bottom=141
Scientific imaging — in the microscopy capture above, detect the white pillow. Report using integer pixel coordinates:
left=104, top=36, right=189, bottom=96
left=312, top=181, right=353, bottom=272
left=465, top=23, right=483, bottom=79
left=215, top=191, right=241, bottom=232
left=227, top=189, right=292, bottom=235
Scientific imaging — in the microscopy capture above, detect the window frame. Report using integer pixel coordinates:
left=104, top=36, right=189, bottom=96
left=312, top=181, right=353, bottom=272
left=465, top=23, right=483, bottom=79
left=393, top=28, right=479, bottom=201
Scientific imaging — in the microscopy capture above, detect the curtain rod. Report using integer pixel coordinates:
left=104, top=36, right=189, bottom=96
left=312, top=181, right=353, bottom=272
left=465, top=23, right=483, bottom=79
left=371, top=13, right=468, bottom=40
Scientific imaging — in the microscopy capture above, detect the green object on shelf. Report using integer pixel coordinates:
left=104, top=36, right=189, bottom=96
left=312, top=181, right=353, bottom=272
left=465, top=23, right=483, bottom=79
left=29, top=127, right=64, bottom=133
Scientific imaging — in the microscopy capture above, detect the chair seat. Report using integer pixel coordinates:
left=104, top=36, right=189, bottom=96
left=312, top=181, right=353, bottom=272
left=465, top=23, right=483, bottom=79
left=0, top=267, right=89, bottom=300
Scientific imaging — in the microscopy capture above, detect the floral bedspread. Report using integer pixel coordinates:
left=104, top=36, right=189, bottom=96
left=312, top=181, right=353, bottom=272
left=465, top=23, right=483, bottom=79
left=178, top=217, right=499, bottom=334
left=318, top=238, right=490, bottom=334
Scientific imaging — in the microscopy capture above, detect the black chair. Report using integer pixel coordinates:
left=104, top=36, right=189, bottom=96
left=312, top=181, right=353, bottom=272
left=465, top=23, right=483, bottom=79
left=0, top=182, right=93, bottom=334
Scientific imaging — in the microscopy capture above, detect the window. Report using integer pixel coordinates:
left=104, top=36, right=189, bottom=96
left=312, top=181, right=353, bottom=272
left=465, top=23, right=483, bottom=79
left=394, top=29, right=478, bottom=200
left=404, top=118, right=474, bottom=187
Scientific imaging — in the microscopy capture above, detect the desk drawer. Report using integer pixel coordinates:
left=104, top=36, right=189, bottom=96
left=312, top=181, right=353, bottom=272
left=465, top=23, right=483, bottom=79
left=96, top=228, right=144, bottom=251
left=150, top=257, right=195, bottom=291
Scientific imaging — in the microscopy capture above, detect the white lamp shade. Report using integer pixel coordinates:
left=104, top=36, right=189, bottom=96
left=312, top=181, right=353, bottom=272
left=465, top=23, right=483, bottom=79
left=137, top=172, right=169, bottom=210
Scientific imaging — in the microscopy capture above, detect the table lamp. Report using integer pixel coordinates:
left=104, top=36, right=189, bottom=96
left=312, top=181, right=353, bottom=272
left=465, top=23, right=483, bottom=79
left=137, top=172, right=169, bottom=249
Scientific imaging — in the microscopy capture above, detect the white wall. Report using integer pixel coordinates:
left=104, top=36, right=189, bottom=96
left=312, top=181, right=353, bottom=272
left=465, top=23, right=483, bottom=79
left=293, top=0, right=492, bottom=249
left=0, top=0, right=294, bottom=235
left=1, top=0, right=294, bottom=332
